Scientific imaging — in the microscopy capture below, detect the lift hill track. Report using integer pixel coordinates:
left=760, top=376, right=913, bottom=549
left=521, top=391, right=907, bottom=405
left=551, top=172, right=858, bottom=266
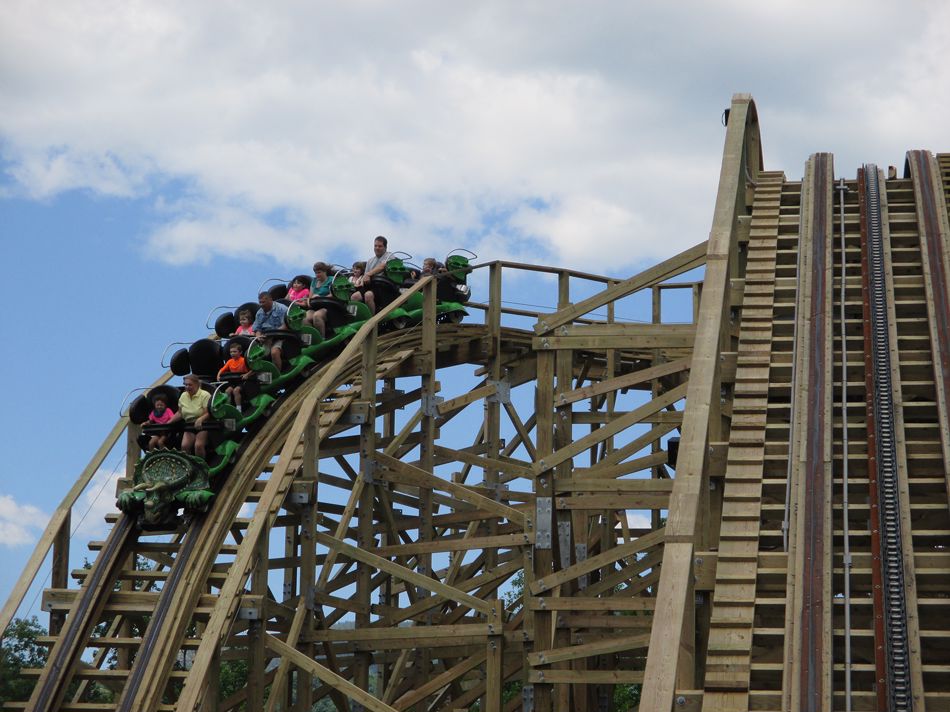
left=4, top=93, right=950, bottom=712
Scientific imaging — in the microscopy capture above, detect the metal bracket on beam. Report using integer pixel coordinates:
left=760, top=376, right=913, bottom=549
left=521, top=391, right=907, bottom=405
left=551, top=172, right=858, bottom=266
left=480, top=481, right=509, bottom=501
left=362, top=459, right=377, bottom=485
left=576, top=543, right=589, bottom=589
left=378, top=387, right=406, bottom=402
left=557, top=520, right=572, bottom=569
left=421, top=393, right=444, bottom=417
left=486, top=380, right=511, bottom=404
left=287, top=490, right=310, bottom=505
left=342, top=401, right=371, bottom=425
left=522, top=684, right=535, bottom=712
left=535, top=497, right=552, bottom=549
left=237, top=606, right=260, bottom=621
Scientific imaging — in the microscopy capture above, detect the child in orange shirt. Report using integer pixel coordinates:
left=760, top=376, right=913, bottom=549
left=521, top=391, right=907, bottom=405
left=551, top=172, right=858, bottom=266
left=218, top=341, right=251, bottom=408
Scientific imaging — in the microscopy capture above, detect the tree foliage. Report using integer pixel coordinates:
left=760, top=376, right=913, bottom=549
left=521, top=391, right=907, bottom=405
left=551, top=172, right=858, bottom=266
left=1, top=616, right=46, bottom=703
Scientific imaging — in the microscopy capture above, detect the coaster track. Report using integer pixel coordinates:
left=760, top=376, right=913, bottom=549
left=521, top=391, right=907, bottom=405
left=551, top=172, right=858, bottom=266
left=6, top=94, right=950, bottom=712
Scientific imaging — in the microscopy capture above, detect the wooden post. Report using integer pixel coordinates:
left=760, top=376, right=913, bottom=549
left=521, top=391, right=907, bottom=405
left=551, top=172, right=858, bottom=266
left=474, top=262, right=504, bottom=711
left=532, top=348, right=556, bottom=712
left=553, top=271, right=574, bottom=712
left=48, top=511, right=70, bottom=637
left=295, top=406, right=320, bottom=712
left=485, top=600, right=505, bottom=712
left=246, top=533, right=269, bottom=711
left=356, top=326, right=379, bottom=703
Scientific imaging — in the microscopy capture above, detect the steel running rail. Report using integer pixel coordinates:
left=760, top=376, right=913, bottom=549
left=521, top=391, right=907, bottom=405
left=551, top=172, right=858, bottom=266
left=863, top=164, right=913, bottom=711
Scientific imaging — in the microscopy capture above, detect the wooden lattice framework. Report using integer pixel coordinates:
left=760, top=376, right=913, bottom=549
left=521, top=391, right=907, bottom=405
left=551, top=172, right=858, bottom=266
left=7, top=93, right=950, bottom=712
left=0, top=94, right=751, bottom=712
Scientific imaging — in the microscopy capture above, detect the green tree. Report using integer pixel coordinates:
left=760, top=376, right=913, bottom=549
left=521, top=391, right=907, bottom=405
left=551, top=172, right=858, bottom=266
left=219, top=659, right=249, bottom=702
left=1, top=616, right=47, bottom=704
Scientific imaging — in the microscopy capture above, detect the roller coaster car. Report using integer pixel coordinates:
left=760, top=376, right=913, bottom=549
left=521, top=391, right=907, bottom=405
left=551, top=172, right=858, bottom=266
left=130, top=385, right=183, bottom=452
left=209, top=371, right=275, bottom=431
left=117, top=449, right=214, bottom=530
left=368, top=256, right=414, bottom=315
left=432, top=252, right=473, bottom=324
left=385, top=251, right=473, bottom=327
left=213, top=302, right=260, bottom=340
left=438, top=253, right=473, bottom=305
left=130, top=381, right=240, bottom=478
left=360, top=254, right=470, bottom=329
left=306, top=272, right=371, bottom=336
left=246, top=328, right=315, bottom=391
left=271, top=274, right=313, bottom=305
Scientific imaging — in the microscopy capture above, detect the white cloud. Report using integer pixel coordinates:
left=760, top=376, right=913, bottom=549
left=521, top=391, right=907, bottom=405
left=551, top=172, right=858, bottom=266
left=0, top=494, right=49, bottom=547
left=71, top=466, right=125, bottom=539
left=2, top=1, right=948, bottom=272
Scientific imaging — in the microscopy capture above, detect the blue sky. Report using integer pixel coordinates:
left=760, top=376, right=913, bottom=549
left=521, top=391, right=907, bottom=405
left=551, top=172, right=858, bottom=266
left=3, top=0, right=950, bottom=615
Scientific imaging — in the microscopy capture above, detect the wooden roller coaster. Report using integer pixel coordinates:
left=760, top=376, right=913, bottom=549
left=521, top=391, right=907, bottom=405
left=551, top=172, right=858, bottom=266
left=4, top=93, right=950, bottom=711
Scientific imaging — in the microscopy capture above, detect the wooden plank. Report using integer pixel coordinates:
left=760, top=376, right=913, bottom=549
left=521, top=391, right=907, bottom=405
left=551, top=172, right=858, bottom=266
left=392, top=651, right=487, bottom=711
left=534, top=241, right=708, bottom=334
left=432, top=445, right=534, bottom=479
left=555, top=493, right=669, bottom=510
left=551, top=323, right=697, bottom=337
left=375, top=532, right=532, bottom=556
left=264, top=634, right=398, bottom=712
left=309, top=624, right=491, bottom=642
left=529, top=527, right=665, bottom=594
left=598, top=422, right=679, bottom=468
left=314, top=531, right=492, bottom=615
left=525, top=597, right=656, bottom=612
left=502, top=400, right=538, bottom=462
left=527, top=632, right=650, bottom=666
left=436, top=381, right=495, bottom=416
left=571, top=451, right=668, bottom=480
left=375, top=559, right=521, bottom=627
left=375, top=452, right=527, bottom=527
left=535, top=382, right=688, bottom=475
left=555, top=478, right=675, bottom=493
left=528, top=670, right=645, bottom=684
left=533, top=335, right=694, bottom=350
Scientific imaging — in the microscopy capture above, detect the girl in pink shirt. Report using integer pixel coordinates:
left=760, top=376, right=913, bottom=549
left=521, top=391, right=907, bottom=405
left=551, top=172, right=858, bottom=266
left=286, top=277, right=310, bottom=305
left=233, top=309, right=254, bottom=336
left=147, top=396, right=175, bottom=450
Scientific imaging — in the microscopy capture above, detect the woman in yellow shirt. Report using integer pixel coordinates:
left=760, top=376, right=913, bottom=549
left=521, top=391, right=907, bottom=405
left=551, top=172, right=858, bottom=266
left=171, top=374, right=211, bottom=459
